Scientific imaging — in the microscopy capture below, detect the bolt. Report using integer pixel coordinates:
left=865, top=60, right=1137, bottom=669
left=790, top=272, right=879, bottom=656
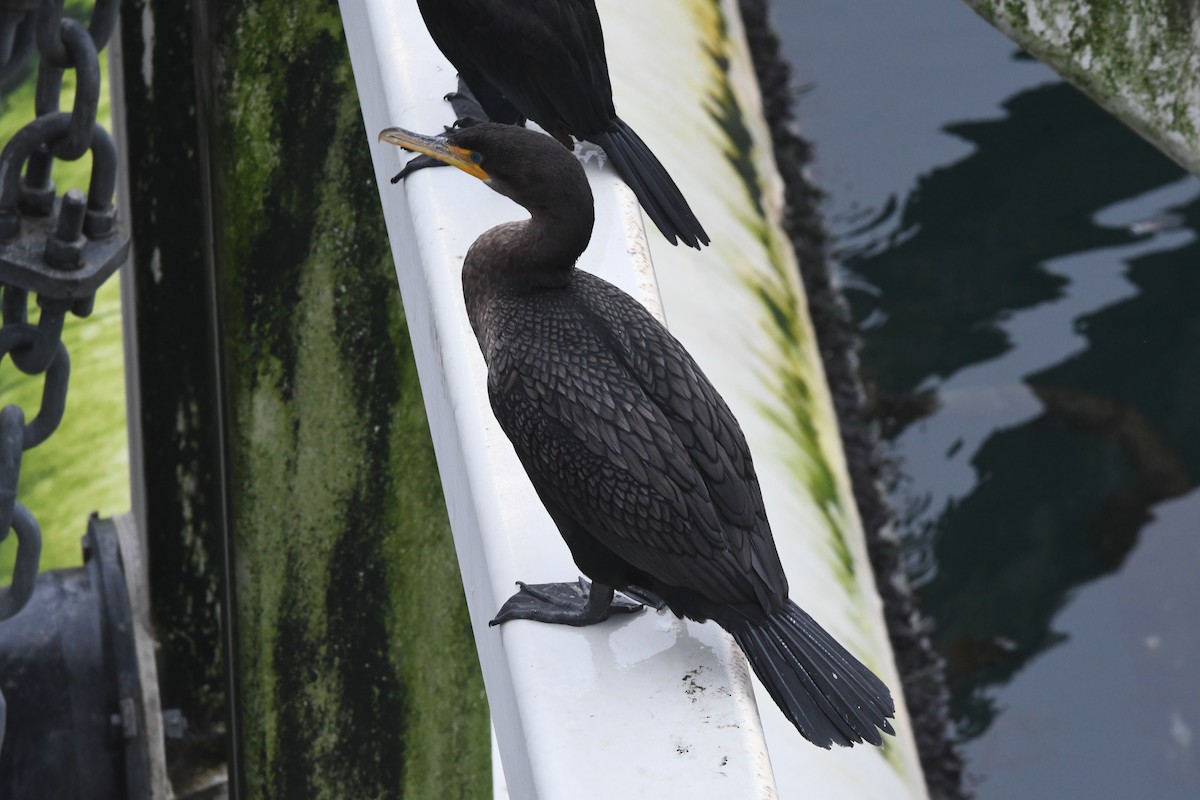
left=18, top=184, right=55, bottom=217
left=18, top=155, right=55, bottom=217
left=43, top=189, right=87, bottom=270
left=84, top=204, right=116, bottom=239
left=71, top=293, right=95, bottom=318
left=53, top=191, right=86, bottom=240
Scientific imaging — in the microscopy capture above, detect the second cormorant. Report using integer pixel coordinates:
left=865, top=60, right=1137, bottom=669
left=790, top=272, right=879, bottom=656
left=379, top=122, right=895, bottom=749
left=411, top=0, right=710, bottom=250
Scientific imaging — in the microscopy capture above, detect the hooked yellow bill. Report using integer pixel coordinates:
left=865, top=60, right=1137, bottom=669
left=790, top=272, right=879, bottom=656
left=378, top=127, right=489, bottom=181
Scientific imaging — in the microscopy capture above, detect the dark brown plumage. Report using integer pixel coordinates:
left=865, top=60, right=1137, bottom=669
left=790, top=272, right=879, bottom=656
left=379, top=122, right=895, bottom=748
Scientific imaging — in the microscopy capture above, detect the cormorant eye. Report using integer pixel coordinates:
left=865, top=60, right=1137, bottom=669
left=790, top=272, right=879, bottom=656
left=470, top=151, right=483, bottom=164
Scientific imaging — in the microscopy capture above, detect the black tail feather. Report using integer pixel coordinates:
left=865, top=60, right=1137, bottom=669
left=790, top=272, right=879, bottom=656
left=730, top=600, right=895, bottom=748
left=590, top=121, right=710, bottom=249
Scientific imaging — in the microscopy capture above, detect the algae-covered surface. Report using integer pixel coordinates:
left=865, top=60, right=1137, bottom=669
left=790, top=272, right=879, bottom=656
left=0, top=1, right=129, bottom=584
left=695, top=0, right=858, bottom=593
left=685, top=0, right=918, bottom=784
left=207, top=2, right=488, bottom=797
left=598, top=0, right=927, bottom=795
left=963, top=0, right=1200, bottom=175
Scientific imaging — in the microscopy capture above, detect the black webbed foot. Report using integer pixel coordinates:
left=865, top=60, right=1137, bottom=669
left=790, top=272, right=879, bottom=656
left=389, top=79, right=492, bottom=184
left=391, top=154, right=447, bottom=183
left=443, top=100, right=488, bottom=131
left=444, top=78, right=491, bottom=127
left=490, top=577, right=643, bottom=627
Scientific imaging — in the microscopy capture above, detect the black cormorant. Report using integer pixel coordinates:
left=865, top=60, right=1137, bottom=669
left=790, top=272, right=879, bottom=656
left=379, top=122, right=895, bottom=749
left=410, top=0, right=710, bottom=250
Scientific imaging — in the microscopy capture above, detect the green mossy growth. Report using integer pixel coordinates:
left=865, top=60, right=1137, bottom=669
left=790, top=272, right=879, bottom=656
left=208, top=3, right=489, bottom=797
left=964, top=0, right=1200, bottom=173
left=692, top=0, right=858, bottom=591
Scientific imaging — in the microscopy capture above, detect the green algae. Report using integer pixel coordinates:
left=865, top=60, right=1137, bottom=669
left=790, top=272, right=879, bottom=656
left=691, top=0, right=858, bottom=592
left=965, top=0, right=1200, bottom=175
left=209, top=3, right=488, bottom=797
left=687, top=0, right=914, bottom=774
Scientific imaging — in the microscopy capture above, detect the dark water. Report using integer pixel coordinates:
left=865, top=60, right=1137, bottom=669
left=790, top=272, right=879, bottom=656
left=773, top=2, right=1200, bottom=797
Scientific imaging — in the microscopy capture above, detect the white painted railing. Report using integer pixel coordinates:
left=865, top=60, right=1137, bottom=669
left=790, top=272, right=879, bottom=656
left=338, top=1, right=927, bottom=797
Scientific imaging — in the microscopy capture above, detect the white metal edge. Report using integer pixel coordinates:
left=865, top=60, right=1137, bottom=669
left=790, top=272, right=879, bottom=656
left=338, top=1, right=779, bottom=797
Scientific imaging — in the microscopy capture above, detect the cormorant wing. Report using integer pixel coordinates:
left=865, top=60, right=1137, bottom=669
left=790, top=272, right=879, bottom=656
left=486, top=272, right=788, bottom=616
left=418, top=0, right=617, bottom=135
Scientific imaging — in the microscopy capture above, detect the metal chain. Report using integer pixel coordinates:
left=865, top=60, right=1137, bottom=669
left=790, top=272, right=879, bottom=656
left=0, top=0, right=128, bottom=623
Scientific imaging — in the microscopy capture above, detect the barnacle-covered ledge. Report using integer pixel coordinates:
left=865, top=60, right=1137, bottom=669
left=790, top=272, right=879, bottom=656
left=961, top=0, right=1200, bottom=178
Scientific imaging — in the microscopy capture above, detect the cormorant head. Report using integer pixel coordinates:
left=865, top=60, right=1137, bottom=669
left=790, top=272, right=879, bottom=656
left=379, top=123, right=593, bottom=217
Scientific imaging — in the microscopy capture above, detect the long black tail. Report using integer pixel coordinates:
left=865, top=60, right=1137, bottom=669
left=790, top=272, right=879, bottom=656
left=729, top=600, right=896, bottom=748
left=590, top=120, right=709, bottom=250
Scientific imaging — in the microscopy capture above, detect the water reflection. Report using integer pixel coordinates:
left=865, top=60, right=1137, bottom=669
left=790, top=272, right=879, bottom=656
left=845, top=81, right=1185, bottom=397
left=842, top=71, right=1200, bottom=794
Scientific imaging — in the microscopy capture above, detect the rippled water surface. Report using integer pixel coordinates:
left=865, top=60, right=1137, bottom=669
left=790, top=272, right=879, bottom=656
left=773, top=2, right=1200, bottom=797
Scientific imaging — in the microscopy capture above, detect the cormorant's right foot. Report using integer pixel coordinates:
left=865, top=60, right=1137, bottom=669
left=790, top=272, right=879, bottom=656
left=390, top=154, right=447, bottom=183
left=490, top=577, right=642, bottom=627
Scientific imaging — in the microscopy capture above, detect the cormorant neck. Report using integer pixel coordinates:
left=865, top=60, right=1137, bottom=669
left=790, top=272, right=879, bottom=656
left=527, top=200, right=594, bottom=274
left=460, top=161, right=595, bottom=344
left=464, top=198, right=595, bottom=294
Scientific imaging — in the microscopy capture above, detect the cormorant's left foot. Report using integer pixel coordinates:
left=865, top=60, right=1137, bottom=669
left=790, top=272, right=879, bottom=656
left=444, top=77, right=491, bottom=126
left=443, top=96, right=488, bottom=130
left=490, top=577, right=642, bottom=627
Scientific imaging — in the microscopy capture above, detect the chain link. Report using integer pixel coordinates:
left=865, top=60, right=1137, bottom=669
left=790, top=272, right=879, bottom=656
left=0, top=0, right=127, bottom=624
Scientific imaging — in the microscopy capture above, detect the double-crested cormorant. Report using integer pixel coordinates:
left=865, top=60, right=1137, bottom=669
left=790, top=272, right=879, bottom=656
left=411, top=0, right=710, bottom=250
left=379, top=122, right=895, bottom=748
